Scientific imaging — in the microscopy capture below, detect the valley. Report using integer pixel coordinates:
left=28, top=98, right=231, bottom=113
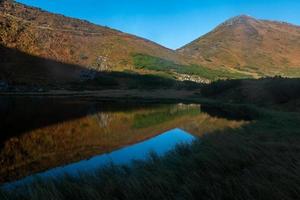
left=1, top=1, right=300, bottom=200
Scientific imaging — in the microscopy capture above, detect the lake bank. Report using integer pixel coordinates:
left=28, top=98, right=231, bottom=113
left=0, top=89, right=198, bottom=102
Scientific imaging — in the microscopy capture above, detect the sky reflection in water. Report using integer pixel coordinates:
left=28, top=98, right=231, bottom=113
left=4, top=128, right=195, bottom=189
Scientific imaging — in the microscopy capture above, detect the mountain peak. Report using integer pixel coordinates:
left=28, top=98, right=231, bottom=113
left=234, top=14, right=254, bottom=19
left=178, top=14, right=300, bottom=75
left=221, top=15, right=256, bottom=26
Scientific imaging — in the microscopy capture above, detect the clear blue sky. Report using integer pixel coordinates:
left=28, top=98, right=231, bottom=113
left=16, top=0, right=300, bottom=49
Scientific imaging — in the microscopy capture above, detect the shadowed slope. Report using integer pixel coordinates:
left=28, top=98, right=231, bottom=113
left=0, top=44, right=82, bottom=86
left=0, top=44, right=202, bottom=90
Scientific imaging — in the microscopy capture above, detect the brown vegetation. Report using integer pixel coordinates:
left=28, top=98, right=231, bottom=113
left=178, top=15, right=300, bottom=76
left=0, top=1, right=187, bottom=76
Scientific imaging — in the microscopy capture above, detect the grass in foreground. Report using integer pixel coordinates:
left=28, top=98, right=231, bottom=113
left=1, top=102, right=300, bottom=200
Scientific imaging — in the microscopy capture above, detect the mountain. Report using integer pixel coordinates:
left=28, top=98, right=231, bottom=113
left=0, top=1, right=190, bottom=86
left=0, top=1, right=185, bottom=67
left=178, top=15, right=300, bottom=76
left=1, top=1, right=300, bottom=89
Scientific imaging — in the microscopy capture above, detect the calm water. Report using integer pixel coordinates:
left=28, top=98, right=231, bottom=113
left=0, top=96, right=246, bottom=187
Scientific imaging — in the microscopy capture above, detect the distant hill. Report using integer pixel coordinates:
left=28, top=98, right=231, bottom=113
left=178, top=15, right=300, bottom=76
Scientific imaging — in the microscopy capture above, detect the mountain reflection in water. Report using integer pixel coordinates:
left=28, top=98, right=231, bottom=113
left=0, top=97, right=247, bottom=185
left=4, top=128, right=194, bottom=189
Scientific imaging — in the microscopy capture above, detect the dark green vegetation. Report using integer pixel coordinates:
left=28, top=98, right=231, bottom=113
left=201, top=77, right=300, bottom=111
left=133, top=53, right=251, bottom=80
left=1, top=77, right=300, bottom=200
left=73, top=71, right=199, bottom=90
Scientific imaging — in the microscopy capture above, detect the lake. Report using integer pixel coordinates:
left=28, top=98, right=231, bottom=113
left=0, top=96, right=246, bottom=187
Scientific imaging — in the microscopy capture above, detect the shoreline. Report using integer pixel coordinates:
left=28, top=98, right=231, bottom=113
left=0, top=89, right=200, bottom=101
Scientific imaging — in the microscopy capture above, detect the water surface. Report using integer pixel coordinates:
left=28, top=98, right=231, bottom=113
left=0, top=96, right=247, bottom=185
left=4, top=128, right=195, bottom=189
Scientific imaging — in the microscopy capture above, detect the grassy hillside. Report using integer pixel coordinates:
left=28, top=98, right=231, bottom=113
left=0, top=44, right=201, bottom=90
left=1, top=1, right=251, bottom=87
left=133, top=53, right=251, bottom=81
left=0, top=1, right=187, bottom=76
